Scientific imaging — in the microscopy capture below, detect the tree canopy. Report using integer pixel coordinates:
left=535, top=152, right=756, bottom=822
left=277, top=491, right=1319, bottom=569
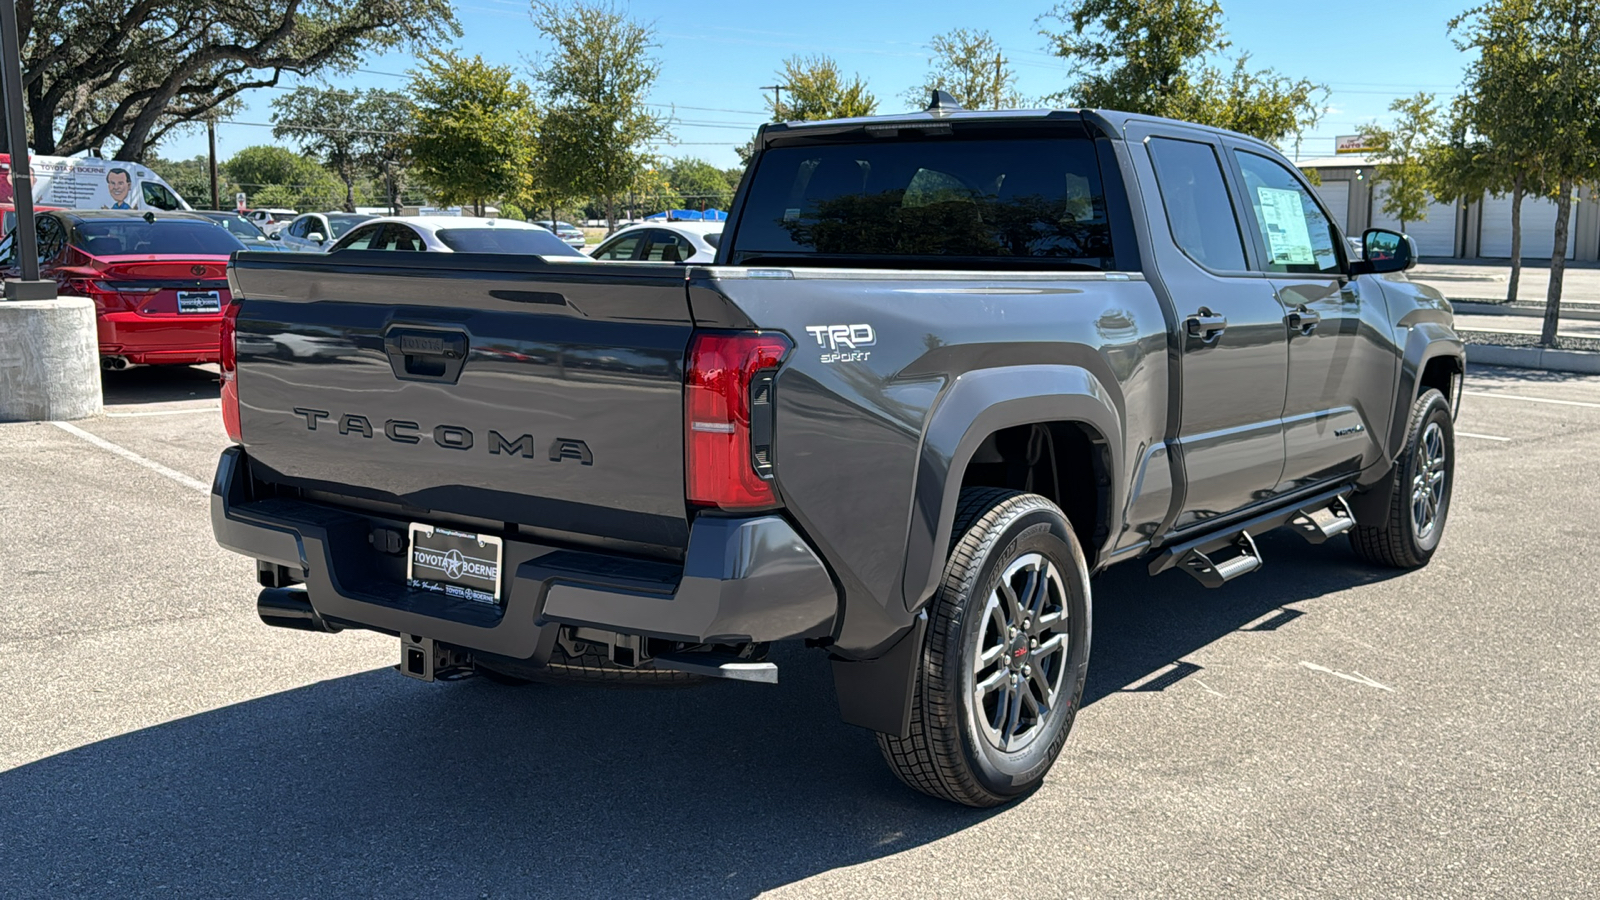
left=771, top=55, right=879, bottom=121
left=662, top=157, right=736, bottom=210
left=407, top=52, right=537, bottom=216
left=908, top=28, right=1026, bottom=110
left=529, top=0, right=669, bottom=229
left=1360, top=93, right=1443, bottom=231
left=19, top=0, right=458, bottom=161
left=222, top=144, right=342, bottom=211
left=271, top=87, right=366, bottom=213
left=1039, top=0, right=1324, bottom=143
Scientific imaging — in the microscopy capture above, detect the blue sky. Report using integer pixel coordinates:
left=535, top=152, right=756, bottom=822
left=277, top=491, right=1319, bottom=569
left=162, top=0, right=1474, bottom=170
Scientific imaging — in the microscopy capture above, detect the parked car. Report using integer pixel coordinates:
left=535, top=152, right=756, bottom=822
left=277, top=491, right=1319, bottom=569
left=244, top=208, right=298, bottom=234
left=590, top=221, right=720, bottom=264
left=327, top=216, right=592, bottom=259
left=0, top=209, right=245, bottom=368
left=193, top=211, right=294, bottom=252
left=1, top=202, right=62, bottom=235
left=211, top=104, right=1462, bottom=808
left=531, top=219, right=587, bottom=249
left=272, top=212, right=374, bottom=252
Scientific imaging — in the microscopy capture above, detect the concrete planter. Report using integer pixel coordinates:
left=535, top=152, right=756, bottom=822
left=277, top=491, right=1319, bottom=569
left=0, top=296, right=103, bottom=421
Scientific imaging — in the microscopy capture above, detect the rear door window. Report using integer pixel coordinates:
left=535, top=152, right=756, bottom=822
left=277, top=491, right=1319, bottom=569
left=1146, top=137, right=1249, bottom=272
left=641, top=230, right=692, bottom=262
left=732, top=135, right=1114, bottom=268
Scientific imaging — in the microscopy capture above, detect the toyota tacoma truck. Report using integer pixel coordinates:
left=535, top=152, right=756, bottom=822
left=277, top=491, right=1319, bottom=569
left=211, top=98, right=1463, bottom=808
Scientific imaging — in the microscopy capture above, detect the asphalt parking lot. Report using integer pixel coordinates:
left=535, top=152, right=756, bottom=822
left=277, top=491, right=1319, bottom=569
left=2, top=363, right=1597, bottom=898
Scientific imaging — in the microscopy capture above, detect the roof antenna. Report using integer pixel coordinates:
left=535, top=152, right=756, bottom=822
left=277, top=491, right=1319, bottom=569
left=926, top=89, right=964, bottom=115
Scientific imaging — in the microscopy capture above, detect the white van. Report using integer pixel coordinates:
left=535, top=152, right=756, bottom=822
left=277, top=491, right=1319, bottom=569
left=0, top=153, right=191, bottom=211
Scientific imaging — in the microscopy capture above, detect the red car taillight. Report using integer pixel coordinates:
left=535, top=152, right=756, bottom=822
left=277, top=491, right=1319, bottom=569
left=219, top=296, right=242, bottom=443
left=685, top=331, right=791, bottom=511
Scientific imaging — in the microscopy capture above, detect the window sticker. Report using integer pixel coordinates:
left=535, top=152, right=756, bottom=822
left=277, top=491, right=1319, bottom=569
left=1256, top=186, right=1316, bottom=265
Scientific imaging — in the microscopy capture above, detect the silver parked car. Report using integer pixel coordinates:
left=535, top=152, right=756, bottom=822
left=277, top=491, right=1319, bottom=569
left=272, top=212, right=375, bottom=252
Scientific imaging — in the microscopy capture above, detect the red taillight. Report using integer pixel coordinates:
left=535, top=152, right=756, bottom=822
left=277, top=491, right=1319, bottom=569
left=219, top=297, right=242, bottom=443
left=685, top=331, right=791, bottom=510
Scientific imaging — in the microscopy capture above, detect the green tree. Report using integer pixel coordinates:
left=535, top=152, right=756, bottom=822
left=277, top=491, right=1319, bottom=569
left=1358, top=93, right=1443, bottom=233
left=146, top=155, right=232, bottom=207
left=1454, top=0, right=1600, bottom=344
left=408, top=52, right=537, bottom=216
left=221, top=145, right=342, bottom=211
left=1039, top=0, right=1324, bottom=143
left=907, top=28, right=1025, bottom=110
left=771, top=54, right=878, bottom=121
left=530, top=0, right=670, bottom=231
left=271, top=86, right=366, bottom=212
left=663, top=157, right=735, bottom=210
left=354, top=90, right=417, bottom=214
left=20, top=0, right=457, bottom=161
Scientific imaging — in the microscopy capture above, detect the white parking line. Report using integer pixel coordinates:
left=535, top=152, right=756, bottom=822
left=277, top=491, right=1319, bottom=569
left=105, top=406, right=221, bottom=418
left=1464, top=390, right=1600, bottom=410
left=1300, top=661, right=1394, bottom=692
left=50, top=421, right=211, bottom=494
left=1457, top=431, right=1511, bottom=442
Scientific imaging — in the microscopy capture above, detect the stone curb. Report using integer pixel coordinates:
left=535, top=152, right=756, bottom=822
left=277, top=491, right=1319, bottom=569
left=1466, top=343, right=1600, bottom=375
left=1452, top=301, right=1600, bottom=320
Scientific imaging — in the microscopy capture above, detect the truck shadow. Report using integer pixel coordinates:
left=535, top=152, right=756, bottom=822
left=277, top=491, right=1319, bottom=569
left=0, top=531, right=1400, bottom=898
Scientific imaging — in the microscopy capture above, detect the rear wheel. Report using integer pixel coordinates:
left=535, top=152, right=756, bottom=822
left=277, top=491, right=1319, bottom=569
left=1351, top=388, right=1455, bottom=568
left=877, top=488, right=1092, bottom=807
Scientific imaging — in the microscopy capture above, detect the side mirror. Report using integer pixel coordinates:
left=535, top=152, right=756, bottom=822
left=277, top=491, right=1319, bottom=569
left=268, top=231, right=282, bottom=240
left=307, top=232, right=326, bottom=244
left=1350, top=228, right=1416, bottom=275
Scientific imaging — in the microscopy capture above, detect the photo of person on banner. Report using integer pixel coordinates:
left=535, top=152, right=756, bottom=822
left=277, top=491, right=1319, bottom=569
left=104, top=168, right=139, bottom=209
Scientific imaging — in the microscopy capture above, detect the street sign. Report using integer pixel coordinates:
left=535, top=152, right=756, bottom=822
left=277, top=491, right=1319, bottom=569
left=235, top=192, right=246, bottom=212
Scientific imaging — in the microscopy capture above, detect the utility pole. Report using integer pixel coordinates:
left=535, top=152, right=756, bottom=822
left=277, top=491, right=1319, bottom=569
left=0, top=0, right=52, bottom=299
left=207, top=117, right=220, bottom=211
left=994, top=54, right=1004, bottom=109
left=760, top=84, right=787, bottom=119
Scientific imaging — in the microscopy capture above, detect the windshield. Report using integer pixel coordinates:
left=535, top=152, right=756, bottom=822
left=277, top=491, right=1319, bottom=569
left=732, top=136, right=1115, bottom=269
left=71, top=220, right=247, bottom=256
left=435, top=227, right=587, bottom=256
left=325, top=215, right=372, bottom=238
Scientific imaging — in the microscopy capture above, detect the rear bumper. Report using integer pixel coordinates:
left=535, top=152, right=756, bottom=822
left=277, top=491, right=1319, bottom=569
left=99, top=310, right=222, bottom=365
left=210, top=447, right=838, bottom=657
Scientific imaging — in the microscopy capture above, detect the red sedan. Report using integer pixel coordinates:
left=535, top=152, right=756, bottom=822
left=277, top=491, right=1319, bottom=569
left=2, top=210, right=247, bottom=368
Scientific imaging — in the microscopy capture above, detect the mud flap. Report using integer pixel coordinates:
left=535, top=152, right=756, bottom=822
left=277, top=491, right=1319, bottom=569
left=830, top=612, right=927, bottom=737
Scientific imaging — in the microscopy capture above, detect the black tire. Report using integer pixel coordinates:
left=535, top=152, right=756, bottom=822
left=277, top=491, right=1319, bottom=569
left=1351, top=388, right=1455, bottom=568
left=475, top=643, right=701, bottom=686
left=877, top=488, right=1092, bottom=807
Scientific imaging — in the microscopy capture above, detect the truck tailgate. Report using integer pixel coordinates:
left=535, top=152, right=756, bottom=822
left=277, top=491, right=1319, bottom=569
left=228, top=252, right=694, bottom=553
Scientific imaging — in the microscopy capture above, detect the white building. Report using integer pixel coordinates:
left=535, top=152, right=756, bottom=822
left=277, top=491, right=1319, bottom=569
left=1299, top=155, right=1599, bottom=262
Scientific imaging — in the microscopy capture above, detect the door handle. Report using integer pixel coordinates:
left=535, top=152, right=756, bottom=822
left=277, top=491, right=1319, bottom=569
left=1185, top=309, right=1228, bottom=341
left=1286, top=306, right=1322, bottom=334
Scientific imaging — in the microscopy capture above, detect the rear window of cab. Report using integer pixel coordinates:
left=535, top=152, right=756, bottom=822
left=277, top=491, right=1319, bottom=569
left=731, top=136, right=1114, bottom=269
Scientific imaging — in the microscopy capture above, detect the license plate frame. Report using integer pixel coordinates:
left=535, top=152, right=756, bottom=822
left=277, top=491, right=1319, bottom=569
left=176, top=290, right=222, bottom=314
left=406, top=523, right=504, bottom=605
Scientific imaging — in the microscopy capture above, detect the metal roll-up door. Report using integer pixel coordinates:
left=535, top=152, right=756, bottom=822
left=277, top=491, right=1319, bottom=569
left=1314, top=180, right=1352, bottom=238
left=1370, top=186, right=1458, bottom=257
left=1479, top=194, right=1576, bottom=258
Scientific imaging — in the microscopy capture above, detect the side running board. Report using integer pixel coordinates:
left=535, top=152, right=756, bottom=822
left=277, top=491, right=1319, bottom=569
left=1149, top=486, right=1355, bottom=588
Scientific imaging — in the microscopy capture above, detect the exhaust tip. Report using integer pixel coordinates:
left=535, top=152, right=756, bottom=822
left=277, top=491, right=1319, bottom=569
left=100, top=356, right=131, bottom=371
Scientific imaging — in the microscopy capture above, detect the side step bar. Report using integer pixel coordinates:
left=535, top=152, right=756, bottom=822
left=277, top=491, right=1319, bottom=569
left=1149, top=486, right=1356, bottom=588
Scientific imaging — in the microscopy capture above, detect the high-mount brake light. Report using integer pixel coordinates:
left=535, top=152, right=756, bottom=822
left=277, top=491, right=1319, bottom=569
left=685, top=331, right=791, bottom=510
left=219, top=296, right=243, bottom=443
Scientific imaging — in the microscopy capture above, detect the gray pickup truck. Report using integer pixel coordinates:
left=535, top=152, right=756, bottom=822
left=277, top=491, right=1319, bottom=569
left=212, top=100, right=1463, bottom=807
